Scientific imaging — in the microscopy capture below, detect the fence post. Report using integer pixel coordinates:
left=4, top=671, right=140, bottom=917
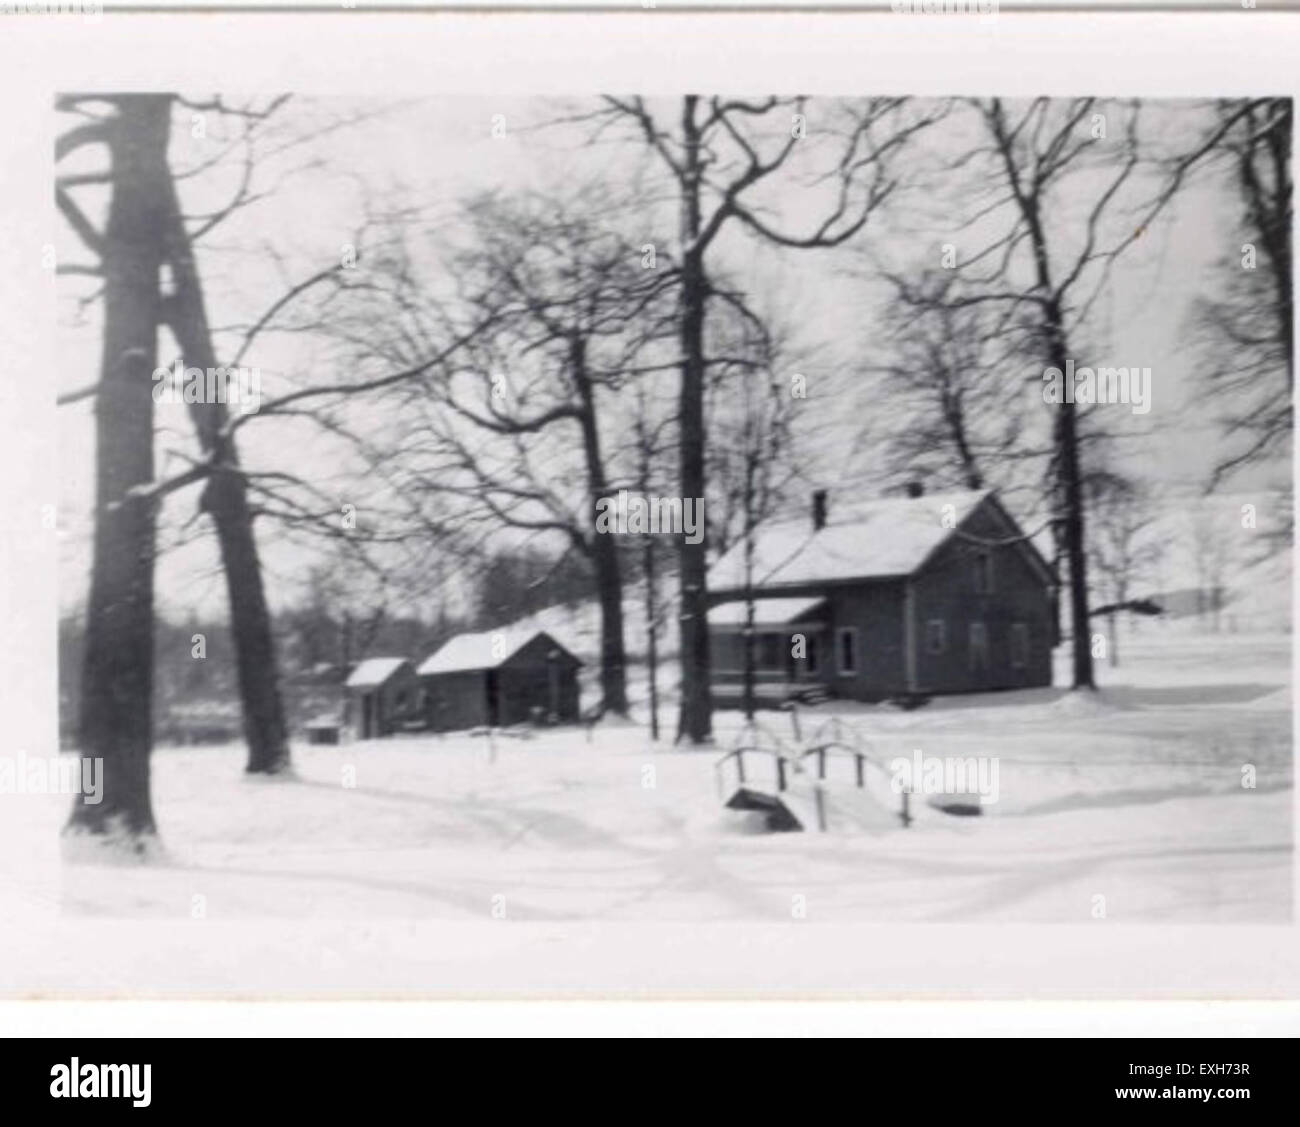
left=855, top=753, right=864, bottom=789
left=736, top=750, right=745, bottom=785
left=777, top=757, right=786, bottom=792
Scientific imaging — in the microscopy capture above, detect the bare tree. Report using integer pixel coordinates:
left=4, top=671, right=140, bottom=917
left=940, top=97, right=1193, bottom=689
left=1190, top=99, right=1293, bottom=488
left=594, top=95, right=943, bottom=741
left=1085, top=474, right=1164, bottom=666
left=57, top=93, right=373, bottom=776
left=59, top=94, right=173, bottom=848
left=157, top=155, right=293, bottom=775
left=1188, top=505, right=1231, bottom=633
left=630, top=385, right=675, bottom=741
left=867, top=269, right=1045, bottom=498
left=704, top=318, right=798, bottom=719
left=334, top=188, right=680, bottom=718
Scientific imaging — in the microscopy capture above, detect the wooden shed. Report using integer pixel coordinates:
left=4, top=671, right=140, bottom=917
left=416, top=630, right=582, bottom=732
left=345, top=657, right=420, bottom=739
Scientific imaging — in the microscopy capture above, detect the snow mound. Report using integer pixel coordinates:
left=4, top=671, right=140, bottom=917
left=1050, top=688, right=1129, bottom=716
left=61, top=825, right=168, bottom=866
left=240, top=766, right=302, bottom=783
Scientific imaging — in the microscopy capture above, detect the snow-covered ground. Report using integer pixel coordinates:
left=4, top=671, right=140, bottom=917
left=3, top=632, right=1289, bottom=943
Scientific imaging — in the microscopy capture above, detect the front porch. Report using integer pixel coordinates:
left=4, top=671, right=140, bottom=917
left=708, top=596, right=831, bottom=706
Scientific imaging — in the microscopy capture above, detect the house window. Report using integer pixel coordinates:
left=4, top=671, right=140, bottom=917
left=758, top=633, right=781, bottom=670
left=973, top=550, right=993, bottom=595
left=969, top=622, right=989, bottom=672
left=1011, top=622, right=1029, bottom=669
left=925, top=619, right=947, bottom=655
left=805, top=634, right=819, bottom=675
left=836, top=627, right=858, bottom=676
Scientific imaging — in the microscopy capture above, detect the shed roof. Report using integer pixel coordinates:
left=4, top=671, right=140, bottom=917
left=417, top=629, right=578, bottom=676
left=709, top=489, right=994, bottom=593
left=345, top=657, right=411, bottom=689
left=709, top=596, right=828, bottom=627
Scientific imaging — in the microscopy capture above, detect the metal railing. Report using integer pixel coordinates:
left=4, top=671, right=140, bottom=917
left=714, top=712, right=913, bottom=827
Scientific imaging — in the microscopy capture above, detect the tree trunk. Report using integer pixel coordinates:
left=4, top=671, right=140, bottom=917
left=943, top=389, right=984, bottom=490
left=675, top=95, right=713, bottom=744
left=67, top=95, right=173, bottom=845
left=741, top=454, right=758, bottom=722
left=1025, top=218, right=1094, bottom=689
left=1248, top=100, right=1293, bottom=377
left=588, top=511, right=629, bottom=717
left=571, top=335, right=628, bottom=716
left=1056, top=389, right=1095, bottom=688
left=988, top=99, right=1094, bottom=690
left=644, top=533, right=660, bottom=742
left=637, top=412, right=660, bottom=742
left=742, top=619, right=756, bottom=722
left=1108, top=610, right=1118, bottom=668
left=161, top=185, right=291, bottom=774
left=205, top=469, right=292, bottom=772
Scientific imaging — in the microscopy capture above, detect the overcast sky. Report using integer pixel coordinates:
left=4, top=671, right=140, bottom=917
left=56, top=95, right=1288, bottom=621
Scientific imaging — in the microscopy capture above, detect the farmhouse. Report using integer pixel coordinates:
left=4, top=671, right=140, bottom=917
left=417, top=629, right=582, bottom=732
left=707, top=487, right=1057, bottom=703
left=345, top=657, right=419, bottom=739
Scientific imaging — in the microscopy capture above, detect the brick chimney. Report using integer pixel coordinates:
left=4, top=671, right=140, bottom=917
left=812, top=489, right=828, bottom=531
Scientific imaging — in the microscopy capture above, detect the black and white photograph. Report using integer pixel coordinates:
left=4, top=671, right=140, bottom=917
left=0, top=5, right=1297, bottom=1057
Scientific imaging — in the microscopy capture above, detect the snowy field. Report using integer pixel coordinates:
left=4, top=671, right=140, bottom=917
left=4, top=631, right=1289, bottom=940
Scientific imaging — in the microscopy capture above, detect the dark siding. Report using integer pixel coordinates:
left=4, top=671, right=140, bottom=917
left=909, top=500, right=1054, bottom=693
left=419, top=632, right=582, bottom=732
left=423, top=670, right=489, bottom=732
left=497, top=634, right=582, bottom=724
left=822, top=581, right=908, bottom=701
left=707, top=586, right=906, bottom=702
left=350, top=661, right=420, bottom=738
left=710, top=625, right=825, bottom=683
left=705, top=496, right=1055, bottom=702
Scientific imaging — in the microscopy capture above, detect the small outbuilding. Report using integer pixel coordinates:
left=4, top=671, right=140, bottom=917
left=303, top=714, right=343, bottom=746
left=416, top=630, right=582, bottom=732
left=345, top=657, right=420, bottom=739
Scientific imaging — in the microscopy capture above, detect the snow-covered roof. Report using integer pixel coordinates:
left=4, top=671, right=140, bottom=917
left=345, top=657, right=410, bottom=689
left=417, top=629, right=578, bottom=675
left=170, top=700, right=241, bottom=720
left=709, top=490, right=991, bottom=593
left=709, top=596, right=828, bottom=627
left=304, top=713, right=344, bottom=729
